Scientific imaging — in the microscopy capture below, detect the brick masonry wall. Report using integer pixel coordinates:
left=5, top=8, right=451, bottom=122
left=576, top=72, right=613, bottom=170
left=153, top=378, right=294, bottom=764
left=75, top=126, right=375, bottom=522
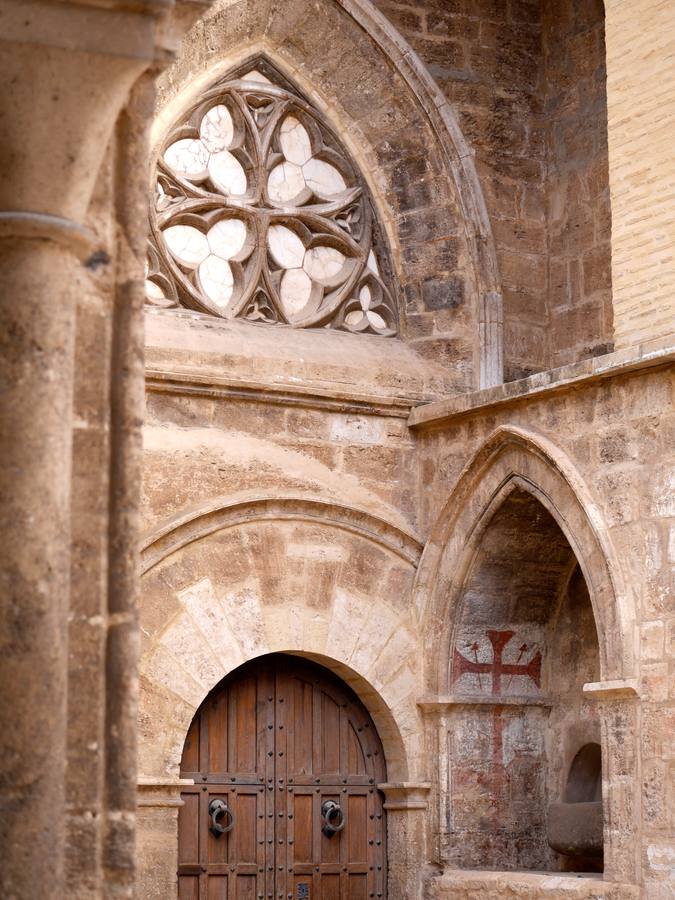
left=604, top=0, right=675, bottom=349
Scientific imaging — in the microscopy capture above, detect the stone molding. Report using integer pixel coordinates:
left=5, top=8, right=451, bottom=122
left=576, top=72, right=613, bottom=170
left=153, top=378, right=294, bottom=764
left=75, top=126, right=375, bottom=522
left=431, top=869, right=640, bottom=898
left=141, top=494, right=424, bottom=573
left=409, top=337, right=675, bottom=429
left=145, top=362, right=430, bottom=419
left=0, top=211, right=95, bottom=260
left=583, top=679, right=640, bottom=700
left=417, top=695, right=553, bottom=712
left=378, top=782, right=432, bottom=811
left=137, top=776, right=194, bottom=808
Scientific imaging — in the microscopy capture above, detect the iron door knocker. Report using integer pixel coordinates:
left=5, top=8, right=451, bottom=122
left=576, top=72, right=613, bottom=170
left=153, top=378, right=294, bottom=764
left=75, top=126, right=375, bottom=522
left=321, top=799, right=345, bottom=837
left=208, top=798, right=235, bottom=837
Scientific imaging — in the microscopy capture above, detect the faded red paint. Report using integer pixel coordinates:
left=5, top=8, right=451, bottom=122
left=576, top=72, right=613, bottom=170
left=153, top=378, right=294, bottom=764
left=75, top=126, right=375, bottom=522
left=452, top=629, right=542, bottom=696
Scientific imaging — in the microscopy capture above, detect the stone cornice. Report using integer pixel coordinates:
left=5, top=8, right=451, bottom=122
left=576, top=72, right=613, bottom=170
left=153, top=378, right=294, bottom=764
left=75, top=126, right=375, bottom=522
left=145, top=366, right=430, bottom=418
left=409, top=337, right=675, bottom=430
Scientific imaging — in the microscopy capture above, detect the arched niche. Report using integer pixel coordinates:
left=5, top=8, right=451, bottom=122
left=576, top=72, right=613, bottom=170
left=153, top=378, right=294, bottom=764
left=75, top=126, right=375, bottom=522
left=438, top=487, right=603, bottom=871
left=416, top=427, right=635, bottom=688
left=148, top=0, right=503, bottom=391
left=413, top=427, right=639, bottom=883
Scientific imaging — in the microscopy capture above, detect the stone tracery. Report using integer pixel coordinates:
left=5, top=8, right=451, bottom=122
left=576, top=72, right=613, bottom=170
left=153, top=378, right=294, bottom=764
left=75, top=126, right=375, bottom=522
left=146, top=63, right=398, bottom=335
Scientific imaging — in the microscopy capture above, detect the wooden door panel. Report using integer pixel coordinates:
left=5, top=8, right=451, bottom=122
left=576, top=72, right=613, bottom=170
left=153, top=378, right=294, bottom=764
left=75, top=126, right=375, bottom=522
left=178, top=875, right=199, bottom=900
left=346, top=793, right=368, bottom=864
left=178, top=791, right=200, bottom=866
left=179, top=655, right=387, bottom=900
left=319, top=691, right=341, bottom=775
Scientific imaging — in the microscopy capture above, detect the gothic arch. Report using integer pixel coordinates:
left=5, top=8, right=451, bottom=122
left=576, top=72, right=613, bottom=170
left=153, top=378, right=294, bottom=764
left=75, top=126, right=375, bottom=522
left=415, top=426, right=636, bottom=694
left=151, top=0, right=502, bottom=387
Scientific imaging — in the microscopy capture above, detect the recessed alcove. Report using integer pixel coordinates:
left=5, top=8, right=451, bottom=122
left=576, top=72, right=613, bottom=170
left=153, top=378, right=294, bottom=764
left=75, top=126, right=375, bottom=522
left=548, top=742, right=603, bottom=872
left=444, top=488, right=603, bottom=873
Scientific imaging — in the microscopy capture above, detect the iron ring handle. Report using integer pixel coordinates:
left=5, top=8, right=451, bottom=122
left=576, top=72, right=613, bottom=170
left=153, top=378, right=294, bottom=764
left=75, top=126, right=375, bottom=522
left=208, top=798, right=235, bottom=837
left=321, top=799, right=345, bottom=836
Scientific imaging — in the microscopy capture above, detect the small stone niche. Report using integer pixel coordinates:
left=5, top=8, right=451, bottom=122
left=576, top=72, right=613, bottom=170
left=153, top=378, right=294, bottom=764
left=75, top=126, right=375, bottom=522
left=548, top=742, right=603, bottom=872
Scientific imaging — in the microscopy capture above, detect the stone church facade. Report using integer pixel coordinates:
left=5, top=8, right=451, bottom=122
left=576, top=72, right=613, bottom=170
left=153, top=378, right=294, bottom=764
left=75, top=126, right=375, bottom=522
left=0, top=2, right=673, bottom=899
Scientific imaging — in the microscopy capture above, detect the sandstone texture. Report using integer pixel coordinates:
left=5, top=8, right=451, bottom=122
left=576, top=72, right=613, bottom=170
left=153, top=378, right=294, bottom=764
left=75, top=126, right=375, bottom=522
left=0, top=1, right=673, bottom=899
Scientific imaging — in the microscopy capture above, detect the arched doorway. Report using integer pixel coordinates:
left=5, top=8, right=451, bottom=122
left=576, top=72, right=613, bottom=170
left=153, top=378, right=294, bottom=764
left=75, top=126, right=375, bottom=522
left=177, top=654, right=387, bottom=899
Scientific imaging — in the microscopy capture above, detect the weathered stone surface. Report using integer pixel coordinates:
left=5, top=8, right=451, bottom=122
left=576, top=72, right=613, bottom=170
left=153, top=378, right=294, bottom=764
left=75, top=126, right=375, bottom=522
left=3, top=1, right=674, bottom=899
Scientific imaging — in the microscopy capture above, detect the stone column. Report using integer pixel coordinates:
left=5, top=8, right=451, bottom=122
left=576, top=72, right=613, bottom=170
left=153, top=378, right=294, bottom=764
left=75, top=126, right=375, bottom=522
left=0, top=2, right=173, bottom=895
left=379, top=782, right=432, bottom=900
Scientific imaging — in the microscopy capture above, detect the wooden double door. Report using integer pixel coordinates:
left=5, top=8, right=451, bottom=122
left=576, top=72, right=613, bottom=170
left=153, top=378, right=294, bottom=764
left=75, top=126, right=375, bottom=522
left=178, top=654, right=387, bottom=900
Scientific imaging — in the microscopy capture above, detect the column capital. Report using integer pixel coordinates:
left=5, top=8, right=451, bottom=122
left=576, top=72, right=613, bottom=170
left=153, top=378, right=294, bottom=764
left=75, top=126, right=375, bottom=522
left=378, top=782, right=432, bottom=810
left=0, top=0, right=213, bottom=225
left=137, top=776, right=194, bottom=808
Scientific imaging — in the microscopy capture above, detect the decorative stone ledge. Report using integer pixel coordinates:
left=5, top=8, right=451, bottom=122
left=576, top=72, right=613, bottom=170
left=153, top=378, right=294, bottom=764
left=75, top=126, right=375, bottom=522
left=137, top=776, right=194, bottom=808
left=146, top=365, right=422, bottom=418
left=582, top=679, right=640, bottom=700
left=144, top=306, right=454, bottom=416
left=417, top=695, right=553, bottom=712
left=409, top=337, right=675, bottom=429
left=429, top=869, right=640, bottom=899
left=378, top=782, right=431, bottom=810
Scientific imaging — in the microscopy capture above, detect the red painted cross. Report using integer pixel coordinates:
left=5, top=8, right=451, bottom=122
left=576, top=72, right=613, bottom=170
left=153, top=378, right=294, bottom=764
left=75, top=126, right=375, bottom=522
left=452, top=629, right=542, bottom=696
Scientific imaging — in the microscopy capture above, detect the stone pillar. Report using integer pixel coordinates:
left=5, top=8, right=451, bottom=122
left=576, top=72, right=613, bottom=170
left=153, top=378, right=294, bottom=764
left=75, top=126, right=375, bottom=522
left=0, top=221, right=89, bottom=896
left=136, top=778, right=195, bottom=900
left=379, top=782, right=432, bottom=900
left=582, top=680, right=641, bottom=885
left=0, top=2, right=180, bottom=895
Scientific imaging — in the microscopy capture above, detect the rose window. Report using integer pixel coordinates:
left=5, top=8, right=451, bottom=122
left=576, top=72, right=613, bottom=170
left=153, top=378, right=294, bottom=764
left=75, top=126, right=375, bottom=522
left=145, top=61, right=398, bottom=336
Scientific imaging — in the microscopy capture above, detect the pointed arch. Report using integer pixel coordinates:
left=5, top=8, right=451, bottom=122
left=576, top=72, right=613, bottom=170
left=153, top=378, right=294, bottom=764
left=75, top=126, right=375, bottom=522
left=151, top=0, right=503, bottom=387
left=415, top=425, right=636, bottom=693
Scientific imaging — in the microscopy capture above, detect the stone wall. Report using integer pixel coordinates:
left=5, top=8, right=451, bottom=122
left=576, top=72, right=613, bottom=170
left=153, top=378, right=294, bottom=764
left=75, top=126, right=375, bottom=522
left=412, top=344, right=674, bottom=893
left=374, top=0, right=613, bottom=379
left=543, top=0, right=613, bottom=369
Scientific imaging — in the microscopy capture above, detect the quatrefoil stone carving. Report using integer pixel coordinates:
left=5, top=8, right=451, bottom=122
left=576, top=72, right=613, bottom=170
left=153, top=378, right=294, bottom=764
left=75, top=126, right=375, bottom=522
left=146, top=61, right=398, bottom=336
